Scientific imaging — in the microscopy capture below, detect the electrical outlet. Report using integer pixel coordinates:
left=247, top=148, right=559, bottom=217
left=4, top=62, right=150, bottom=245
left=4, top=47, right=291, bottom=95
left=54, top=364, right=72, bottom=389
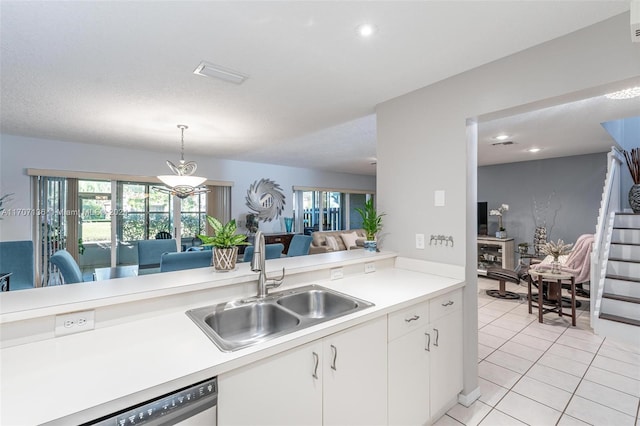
left=55, top=310, right=95, bottom=336
left=416, top=233, right=425, bottom=249
left=364, top=262, right=376, bottom=274
left=330, top=267, right=344, bottom=280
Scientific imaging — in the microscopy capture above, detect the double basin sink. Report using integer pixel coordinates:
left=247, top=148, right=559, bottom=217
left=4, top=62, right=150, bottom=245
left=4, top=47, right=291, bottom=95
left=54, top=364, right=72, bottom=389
left=186, top=285, right=374, bottom=352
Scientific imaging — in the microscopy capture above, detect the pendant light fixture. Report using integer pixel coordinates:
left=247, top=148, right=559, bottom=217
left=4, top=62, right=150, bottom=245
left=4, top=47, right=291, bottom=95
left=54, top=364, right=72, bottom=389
left=156, top=124, right=208, bottom=199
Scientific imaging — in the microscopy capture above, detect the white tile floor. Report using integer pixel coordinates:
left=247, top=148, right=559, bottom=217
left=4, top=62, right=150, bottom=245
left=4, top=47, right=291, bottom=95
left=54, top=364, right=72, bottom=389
left=436, top=277, right=640, bottom=426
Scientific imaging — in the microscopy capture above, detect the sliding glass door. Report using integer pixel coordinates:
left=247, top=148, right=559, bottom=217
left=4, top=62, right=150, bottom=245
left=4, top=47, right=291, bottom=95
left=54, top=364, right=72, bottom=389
left=34, top=174, right=229, bottom=285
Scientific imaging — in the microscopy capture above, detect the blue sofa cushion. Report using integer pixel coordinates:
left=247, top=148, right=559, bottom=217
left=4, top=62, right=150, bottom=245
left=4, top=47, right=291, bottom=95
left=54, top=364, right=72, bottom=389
left=0, top=240, right=34, bottom=290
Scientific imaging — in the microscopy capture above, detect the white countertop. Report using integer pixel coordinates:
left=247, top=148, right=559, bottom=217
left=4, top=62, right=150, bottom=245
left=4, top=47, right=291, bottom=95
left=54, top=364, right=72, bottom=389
left=0, top=253, right=464, bottom=425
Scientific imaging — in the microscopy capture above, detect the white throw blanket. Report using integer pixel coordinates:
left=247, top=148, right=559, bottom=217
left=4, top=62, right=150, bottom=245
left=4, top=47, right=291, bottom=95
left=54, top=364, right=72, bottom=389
left=531, top=234, right=594, bottom=284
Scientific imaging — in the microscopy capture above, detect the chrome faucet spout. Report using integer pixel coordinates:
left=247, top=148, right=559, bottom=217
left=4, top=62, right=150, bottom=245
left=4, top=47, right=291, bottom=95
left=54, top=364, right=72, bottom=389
left=251, top=230, right=285, bottom=298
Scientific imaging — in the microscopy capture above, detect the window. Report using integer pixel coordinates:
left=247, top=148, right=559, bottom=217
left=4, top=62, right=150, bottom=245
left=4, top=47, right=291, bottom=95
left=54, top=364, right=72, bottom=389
left=119, top=182, right=175, bottom=241
left=31, top=169, right=231, bottom=284
left=294, top=188, right=374, bottom=234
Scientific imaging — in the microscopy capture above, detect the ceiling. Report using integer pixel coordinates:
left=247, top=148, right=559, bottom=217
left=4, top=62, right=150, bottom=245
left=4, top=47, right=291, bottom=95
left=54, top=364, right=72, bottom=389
left=0, top=1, right=635, bottom=176
left=478, top=89, right=640, bottom=166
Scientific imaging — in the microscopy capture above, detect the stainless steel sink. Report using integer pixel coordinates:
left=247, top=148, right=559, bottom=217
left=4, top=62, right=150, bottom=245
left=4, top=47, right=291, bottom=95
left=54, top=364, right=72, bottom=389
left=276, top=288, right=360, bottom=319
left=186, top=285, right=373, bottom=352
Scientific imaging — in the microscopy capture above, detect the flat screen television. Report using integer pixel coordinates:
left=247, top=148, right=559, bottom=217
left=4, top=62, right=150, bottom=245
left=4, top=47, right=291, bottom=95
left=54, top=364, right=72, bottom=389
left=478, top=201, right=488, bottom=235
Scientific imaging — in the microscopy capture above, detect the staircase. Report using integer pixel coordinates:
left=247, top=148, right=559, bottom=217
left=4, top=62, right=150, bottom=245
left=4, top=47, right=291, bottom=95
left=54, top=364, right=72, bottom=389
left=599, top=213, right=640, bottom=328
left=591, top=148, right=640, bottom=346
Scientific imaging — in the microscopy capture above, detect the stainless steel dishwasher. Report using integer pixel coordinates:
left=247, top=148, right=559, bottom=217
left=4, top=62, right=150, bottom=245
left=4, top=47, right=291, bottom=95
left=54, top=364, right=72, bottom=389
left=87, top=377, right=217, bottom=425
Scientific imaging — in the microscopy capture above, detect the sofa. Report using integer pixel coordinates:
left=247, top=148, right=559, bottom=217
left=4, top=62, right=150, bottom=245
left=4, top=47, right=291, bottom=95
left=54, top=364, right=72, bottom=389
left=0, top=240, right=34, bottom=290
left=309, top=229, right=367, bottom=254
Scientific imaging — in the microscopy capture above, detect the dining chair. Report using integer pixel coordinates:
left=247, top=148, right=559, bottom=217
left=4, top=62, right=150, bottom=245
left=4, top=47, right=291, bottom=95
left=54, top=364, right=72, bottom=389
left=160, top=250, right=212, bottom=272
left=287, top=234, right=313, bottom=257
left=137, top=239, right=178, bottom=270
left=50, top=249, right=84, bottom=284
left=243, top=243, right=284, bottom=262
left=155, top=231, right=173, bottom=239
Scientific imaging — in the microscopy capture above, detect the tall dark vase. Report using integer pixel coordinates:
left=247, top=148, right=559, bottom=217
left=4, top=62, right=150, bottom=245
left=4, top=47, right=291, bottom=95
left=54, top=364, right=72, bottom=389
left=630, top=184, right=640, bottom=214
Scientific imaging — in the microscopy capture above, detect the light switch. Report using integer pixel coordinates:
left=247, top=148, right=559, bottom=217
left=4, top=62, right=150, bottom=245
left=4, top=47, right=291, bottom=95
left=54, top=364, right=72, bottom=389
left=435, top=190, right=445, bottom=207
left=416, top=234, right=425, bottom=249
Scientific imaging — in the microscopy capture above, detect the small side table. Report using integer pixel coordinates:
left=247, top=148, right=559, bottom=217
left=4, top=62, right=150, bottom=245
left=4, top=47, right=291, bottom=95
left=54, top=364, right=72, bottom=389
left=528, top=270, right=576, bottom=326
left=0, top=272, right=12, bottom=292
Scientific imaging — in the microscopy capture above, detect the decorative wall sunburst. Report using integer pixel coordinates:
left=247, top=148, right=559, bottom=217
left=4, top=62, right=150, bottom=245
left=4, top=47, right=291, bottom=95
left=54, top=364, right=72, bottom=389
left=245, top=178, right=286, bottom=222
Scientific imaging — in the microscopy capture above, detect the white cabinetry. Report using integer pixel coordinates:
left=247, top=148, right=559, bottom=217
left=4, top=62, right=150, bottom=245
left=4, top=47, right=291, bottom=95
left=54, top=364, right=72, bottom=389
left=387, top=289, right=463, bottom=424
left=217, top=340, right=323, bottom=426
left=388, top=301, right=431, bottom=425
left=218, top=317, right=387, bottom=426
left=428, top=290, right=463, bottom=421
left=323, top=316, right=387, bottom=425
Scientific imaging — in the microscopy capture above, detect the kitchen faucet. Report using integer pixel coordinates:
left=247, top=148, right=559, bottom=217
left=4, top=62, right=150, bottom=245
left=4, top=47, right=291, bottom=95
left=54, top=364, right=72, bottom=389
left=251, top=230, right=285, bottom=298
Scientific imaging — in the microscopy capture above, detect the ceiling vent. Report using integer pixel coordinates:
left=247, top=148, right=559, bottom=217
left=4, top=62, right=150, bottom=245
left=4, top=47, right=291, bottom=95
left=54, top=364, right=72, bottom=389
left=491, top=141, right=516, bottom=146
left=193, top=61, right=249, bottom=84
left=632, top=1, right=640, bottom=42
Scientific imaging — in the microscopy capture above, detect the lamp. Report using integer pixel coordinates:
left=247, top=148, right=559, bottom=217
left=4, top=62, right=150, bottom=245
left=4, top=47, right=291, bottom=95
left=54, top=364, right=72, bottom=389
left=157, top=125, right=208, bottom=199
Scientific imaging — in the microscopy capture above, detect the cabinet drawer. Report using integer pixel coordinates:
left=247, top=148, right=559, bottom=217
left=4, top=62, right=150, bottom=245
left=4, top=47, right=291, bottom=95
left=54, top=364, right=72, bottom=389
left=430, top=289, right=462, bottom=322
left=388, top=301, right=429, bottom=341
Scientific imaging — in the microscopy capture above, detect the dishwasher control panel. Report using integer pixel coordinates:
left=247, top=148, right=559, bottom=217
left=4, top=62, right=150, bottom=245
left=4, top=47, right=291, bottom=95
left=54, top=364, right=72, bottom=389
left=88, top=377, right=217, bottom=425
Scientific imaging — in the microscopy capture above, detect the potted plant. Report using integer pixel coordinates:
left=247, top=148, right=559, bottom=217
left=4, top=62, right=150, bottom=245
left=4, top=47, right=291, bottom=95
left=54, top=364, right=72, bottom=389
left=355, top=199, right=385, bottom=252
left=624, top=148, right=640, bottom=213
left=517, top=242, right=529, bottom=255
left=198, top=216, right=249, bottom=271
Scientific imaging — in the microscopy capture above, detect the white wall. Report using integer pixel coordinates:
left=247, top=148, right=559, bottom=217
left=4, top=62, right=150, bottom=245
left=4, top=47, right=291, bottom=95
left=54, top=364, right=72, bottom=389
left=377, top=12, right=640, bottom=402
left=0, top=134, right=375, bottom=241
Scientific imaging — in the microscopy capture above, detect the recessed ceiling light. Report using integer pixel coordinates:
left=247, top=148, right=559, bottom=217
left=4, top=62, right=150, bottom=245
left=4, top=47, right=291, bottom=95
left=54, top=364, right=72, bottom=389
left=193, top=61, right=249, bottom=85
left=357, top=23, right=376, bottom=37
left=493, top=135, right=510, bottom=141
left=604, top=86, right=640, bottom=100
left=527, top=147, right=541, bottom=153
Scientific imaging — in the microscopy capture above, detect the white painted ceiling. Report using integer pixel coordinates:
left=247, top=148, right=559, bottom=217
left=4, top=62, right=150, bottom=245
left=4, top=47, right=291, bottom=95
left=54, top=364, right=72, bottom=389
left=0, top=1, right=634, bottom=176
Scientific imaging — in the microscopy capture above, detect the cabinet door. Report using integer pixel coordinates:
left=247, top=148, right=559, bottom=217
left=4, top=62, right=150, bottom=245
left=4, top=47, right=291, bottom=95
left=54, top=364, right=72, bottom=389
left=388, top=326, right=431, bottom=425
left=218, top=340, right=323, bottom=426
left=429, top=309, right=463, bottom=421
left=323, top=316, right=388, bottom=426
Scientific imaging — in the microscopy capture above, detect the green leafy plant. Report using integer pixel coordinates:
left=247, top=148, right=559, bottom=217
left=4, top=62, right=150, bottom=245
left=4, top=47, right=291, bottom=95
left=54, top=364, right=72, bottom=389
left=355, top=199, right=385, bottom=241
left=198, top=216, right=249, bottom=248
left=0, top=193, right=14, bottom=219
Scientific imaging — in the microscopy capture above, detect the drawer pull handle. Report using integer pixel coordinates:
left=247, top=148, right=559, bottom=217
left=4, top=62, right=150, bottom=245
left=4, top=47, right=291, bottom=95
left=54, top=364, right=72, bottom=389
left=405, top=315, right=420, bottom=323
left=425, top=332, right=431, bottom=351
left=312, top=351, right=319, bottom=379
left=330, top=344, right=337, bottom=371
left=434, top=328, right=440, bottom=347
left=442, top=301, right=454, bottom=307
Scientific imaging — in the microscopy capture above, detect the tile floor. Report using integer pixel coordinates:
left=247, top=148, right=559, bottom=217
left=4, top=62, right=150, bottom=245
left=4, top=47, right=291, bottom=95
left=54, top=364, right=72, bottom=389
left=435, top=277, right=640, bottom=426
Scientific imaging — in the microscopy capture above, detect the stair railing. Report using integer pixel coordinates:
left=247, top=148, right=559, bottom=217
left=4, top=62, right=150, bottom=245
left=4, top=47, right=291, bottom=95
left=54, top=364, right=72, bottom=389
left=591, top=147, right=624, bottom=329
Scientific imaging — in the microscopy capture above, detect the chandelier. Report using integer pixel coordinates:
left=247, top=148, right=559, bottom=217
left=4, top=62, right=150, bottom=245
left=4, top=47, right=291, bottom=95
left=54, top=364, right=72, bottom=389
left=156, top=125, right=209, bottom=199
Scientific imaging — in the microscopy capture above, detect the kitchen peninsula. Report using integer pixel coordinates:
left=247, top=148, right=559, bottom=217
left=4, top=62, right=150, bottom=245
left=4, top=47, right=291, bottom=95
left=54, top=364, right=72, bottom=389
left=0, top=251, right=465, bottom=425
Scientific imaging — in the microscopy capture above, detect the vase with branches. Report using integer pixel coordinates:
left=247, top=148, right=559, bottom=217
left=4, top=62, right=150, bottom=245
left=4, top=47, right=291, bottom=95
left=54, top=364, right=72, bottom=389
left=541, top=239, right=573, bottom=274
left=624, top=148, right=640, bottom=213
